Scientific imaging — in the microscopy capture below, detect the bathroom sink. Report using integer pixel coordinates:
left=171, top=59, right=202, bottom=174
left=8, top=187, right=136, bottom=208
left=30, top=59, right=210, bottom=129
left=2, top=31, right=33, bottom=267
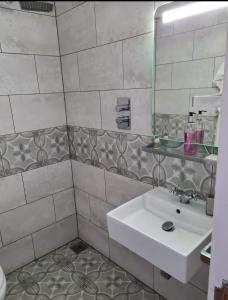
left=107, top=187, right=212, bottom=283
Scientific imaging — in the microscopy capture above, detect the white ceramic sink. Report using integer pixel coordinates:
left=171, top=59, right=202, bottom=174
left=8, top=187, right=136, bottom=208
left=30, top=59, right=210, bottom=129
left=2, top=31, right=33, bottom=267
left=107, top=187, right=212, bottom=283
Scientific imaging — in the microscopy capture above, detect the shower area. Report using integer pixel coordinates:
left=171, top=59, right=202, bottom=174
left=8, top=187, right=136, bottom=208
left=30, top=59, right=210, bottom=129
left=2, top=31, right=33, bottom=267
left=0, top=1, right=210, bottom=300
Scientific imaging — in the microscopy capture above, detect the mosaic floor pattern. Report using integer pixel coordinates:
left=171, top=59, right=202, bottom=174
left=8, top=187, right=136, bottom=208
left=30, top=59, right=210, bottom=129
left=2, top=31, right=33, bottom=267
left=6, top=240, right=166, bottom=300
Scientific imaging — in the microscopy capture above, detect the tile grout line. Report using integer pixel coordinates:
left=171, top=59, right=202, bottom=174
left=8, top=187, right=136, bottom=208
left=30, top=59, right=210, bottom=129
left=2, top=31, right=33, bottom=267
left=8, top=95, right=16, bottom=133
left=54, top=2, right=80, bottom=237
left=93, top=1, right=98, bottom=46
left=76, top=53, right=81, bottom=92
left=121, top=40, right=125, bottom=89
left=20, top=172, right=27, bottom=204
left=56, top=1, right=86, bottom=17
left=33, top=55, right=40, bottom=93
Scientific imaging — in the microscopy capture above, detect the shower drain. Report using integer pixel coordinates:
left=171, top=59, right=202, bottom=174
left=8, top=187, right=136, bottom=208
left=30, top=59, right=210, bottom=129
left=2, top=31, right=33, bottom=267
left=162, top=221, right=175, bottom=232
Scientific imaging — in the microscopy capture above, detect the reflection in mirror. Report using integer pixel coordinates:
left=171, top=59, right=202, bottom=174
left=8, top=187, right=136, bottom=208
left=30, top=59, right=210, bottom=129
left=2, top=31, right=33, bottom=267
left=154, top=2, right=228, bottom=147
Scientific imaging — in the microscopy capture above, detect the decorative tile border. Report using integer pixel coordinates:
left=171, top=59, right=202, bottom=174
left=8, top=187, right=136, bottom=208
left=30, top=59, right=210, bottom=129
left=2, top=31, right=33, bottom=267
left=155, top=113, right=217, bottom=144
left=0, top=126, right=69, bottom=177
left=69, top=126, right=216, bottom=196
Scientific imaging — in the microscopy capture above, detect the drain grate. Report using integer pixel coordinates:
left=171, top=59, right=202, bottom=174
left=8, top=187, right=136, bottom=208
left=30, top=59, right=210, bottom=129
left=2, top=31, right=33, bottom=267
left=70, top=240, right=88, bottom=254
left=162, top=221, right=175, bottom=232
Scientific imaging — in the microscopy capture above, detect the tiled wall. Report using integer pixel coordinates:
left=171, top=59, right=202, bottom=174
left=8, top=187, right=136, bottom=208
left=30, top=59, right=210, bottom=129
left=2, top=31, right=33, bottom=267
left=155, top=6, right=228, bottom=140
left=0, top=3, right=78, bottom=274
left=56, top=2, right=211, bottom=300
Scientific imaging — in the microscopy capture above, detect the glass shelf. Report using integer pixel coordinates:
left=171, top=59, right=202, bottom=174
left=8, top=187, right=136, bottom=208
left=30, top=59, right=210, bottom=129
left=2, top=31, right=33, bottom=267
left=142, top=136, right=218, bottom=164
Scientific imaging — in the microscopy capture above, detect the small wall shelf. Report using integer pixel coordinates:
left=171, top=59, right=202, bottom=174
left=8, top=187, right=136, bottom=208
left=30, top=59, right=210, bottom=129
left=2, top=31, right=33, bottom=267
left=142, top=137, right=218, bottom=165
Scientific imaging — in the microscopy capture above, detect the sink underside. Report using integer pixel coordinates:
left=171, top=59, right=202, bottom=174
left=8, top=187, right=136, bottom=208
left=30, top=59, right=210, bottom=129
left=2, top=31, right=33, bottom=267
left=107, top=187, right=212, bottom=283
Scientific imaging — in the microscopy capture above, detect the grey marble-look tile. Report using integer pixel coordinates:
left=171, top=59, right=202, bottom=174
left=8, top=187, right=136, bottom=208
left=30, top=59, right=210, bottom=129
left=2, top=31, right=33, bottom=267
left=95, top=1, right=154, bottom=45
left=172, top=59, right=215, bottom=89
left=0, top=236, right=34, bottom=274
left=156, top=32, right=194, bottom=64
left=23, top=160, right=72, bottom=202
left=53, top=188, right=76, bottom=221
left=0, top=54, right=38, bottom=95
left=66, top=91, right=101, bottom=128
left=77, top=215, right=109, bottom=257
left=0, top=174, right=25, bottom=214
left=32, top=215, right=78, bottom=258
left=57, top=2, right=96, bottom=54
left=78, top=42, right=123, bottom=91
left=123, top=33, right=153, bottom=88
left=194, top=24, right=227, bottom=59
left=61, top=53, right=80, bottom=92
left=0, top=96, right=14, bottom=135
left=0, top=196, right=55, bottom=244
left=72, top=160, right=106, bottom=201
left=90, top=197, right=114, bottom=230
left=0, top=8, right=58, bottom=55
left=35, top=56, right=63, bottom=93
left=155, top=64, right=172, bottom=90
left=10, top=93, right=66, bottom=132
left=105, top=171, right=153, bottom=207
left=55, top=1, right=85, bottom=16
left=75, top=188, right=91, bottom=220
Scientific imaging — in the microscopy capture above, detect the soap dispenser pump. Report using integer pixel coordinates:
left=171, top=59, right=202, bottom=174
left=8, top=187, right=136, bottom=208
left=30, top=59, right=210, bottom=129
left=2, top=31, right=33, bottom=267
left=196, top=110, right=207, bottom=144
left=184, top=112, right=196, bottom=155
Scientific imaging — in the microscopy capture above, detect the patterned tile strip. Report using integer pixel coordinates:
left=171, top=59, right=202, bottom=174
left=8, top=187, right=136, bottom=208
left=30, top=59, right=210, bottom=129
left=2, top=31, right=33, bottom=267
left=0, top=125, right=69, bottom=177
left=0, top=124, right=216, bottom=197
left=69, top=126, right=216, bottom=197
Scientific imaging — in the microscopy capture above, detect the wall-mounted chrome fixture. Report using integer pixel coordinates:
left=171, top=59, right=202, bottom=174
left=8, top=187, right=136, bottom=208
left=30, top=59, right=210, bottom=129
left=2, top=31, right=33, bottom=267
left=115, top=97, right=131, bottom=130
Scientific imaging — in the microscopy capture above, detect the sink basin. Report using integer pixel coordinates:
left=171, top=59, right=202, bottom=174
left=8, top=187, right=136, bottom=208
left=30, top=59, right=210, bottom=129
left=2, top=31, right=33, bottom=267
left=107, top=187, right=212, bottom=283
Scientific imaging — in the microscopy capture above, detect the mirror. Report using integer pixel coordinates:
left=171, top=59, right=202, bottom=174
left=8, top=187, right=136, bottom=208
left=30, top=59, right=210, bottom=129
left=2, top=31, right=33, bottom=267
left=153, top=2, right=228, bottom=147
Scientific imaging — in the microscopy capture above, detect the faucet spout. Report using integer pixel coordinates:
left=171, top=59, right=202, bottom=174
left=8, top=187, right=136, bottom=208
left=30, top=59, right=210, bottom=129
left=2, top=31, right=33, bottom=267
left=169, top=187, right=203, bottom=204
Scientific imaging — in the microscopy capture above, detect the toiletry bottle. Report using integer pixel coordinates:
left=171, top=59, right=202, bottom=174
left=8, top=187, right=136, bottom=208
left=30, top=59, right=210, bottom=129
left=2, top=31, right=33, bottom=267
left=196, top=110, right=207, bottom=144
left=184, top=112, right=196, bottom=155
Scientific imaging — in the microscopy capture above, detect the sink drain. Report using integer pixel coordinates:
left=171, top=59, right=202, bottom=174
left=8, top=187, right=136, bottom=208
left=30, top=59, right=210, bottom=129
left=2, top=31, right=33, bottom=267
left=162, top=221, right=175, bottom=232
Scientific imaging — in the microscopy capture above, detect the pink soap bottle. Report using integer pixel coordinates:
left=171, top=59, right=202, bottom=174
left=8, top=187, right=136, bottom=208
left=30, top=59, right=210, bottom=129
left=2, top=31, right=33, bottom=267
left=196, top=110, right=207, bottom=144
left=184, top=112, right=197, bottom=155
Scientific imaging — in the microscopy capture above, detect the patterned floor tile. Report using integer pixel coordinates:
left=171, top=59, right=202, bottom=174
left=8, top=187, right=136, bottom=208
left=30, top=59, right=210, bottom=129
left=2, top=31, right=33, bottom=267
left=6, top=240, right=165, bottom=300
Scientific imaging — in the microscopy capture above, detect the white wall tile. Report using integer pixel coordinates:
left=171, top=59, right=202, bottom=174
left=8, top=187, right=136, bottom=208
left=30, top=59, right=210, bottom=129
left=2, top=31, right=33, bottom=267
left=155, top=90, right=190, bottom=114
left=78, top=215, right=109, bottom=257
left=155, top=64, right=172, bottom=90
left=66, top=91, right=101, bottom=128
left=0, top=96, right=14, bottom=135
left=172, top=59, right=214, bottom=89
left=105, top=171, right=152, bottom=207
left=100, top=89, right=152, bottom=136
left=35, top=56, right=63, bottom=93
left=55, top=1, right=84, bottom=16
left=0, top=236, right=34, bottom=274
left=0, top=196, right=55, bottom=244
left=0, top=1, right=55, bottom=16
left=10, top=93, right=66, bottom=132
left=90, top=197, right=114, bottom=230
left=78, top=42, right=123, bottom=91
left=75, top=188, right=91, bottom=220
left=0, top=54, right=38, bottom=95
left=173, top=10, right=218, bottom=34
left=194, top=24, right=227, bottom=59
left=53, top=188, right=75, bottom=221
left=32, top=215, right=78, bottom=257
left=123, top=33, right=153, bottom=88
left=154, top=267, right=207, bottom=300
left=156, top=32, right=194, bottom=64
left=0, top=174, right=25, bottom=214
left=95, top=1, right=154, bottom=45
left=72, top=161, right=106, bottom=201
left=0, top=9, right=58, bottom=55
left=23, top=161, right=72, bottom=202
left=61, top=54, right=80, bottom=92
left=214, top=56, right=225, bottom=76
left=109, top=239, right=154, bottom=289
left=57, top=2, right=96, bottom=54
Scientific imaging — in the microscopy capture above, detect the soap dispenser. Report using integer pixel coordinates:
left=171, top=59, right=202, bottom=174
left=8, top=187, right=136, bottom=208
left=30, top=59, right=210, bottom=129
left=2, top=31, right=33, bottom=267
left=184, top=112, right=196, bottom=155
left=196, top=110, right=207, bottom=144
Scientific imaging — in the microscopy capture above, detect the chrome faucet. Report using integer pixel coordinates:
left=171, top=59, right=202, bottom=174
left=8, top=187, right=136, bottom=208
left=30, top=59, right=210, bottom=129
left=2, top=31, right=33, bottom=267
left=169, top=187, right=204, bottom=204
